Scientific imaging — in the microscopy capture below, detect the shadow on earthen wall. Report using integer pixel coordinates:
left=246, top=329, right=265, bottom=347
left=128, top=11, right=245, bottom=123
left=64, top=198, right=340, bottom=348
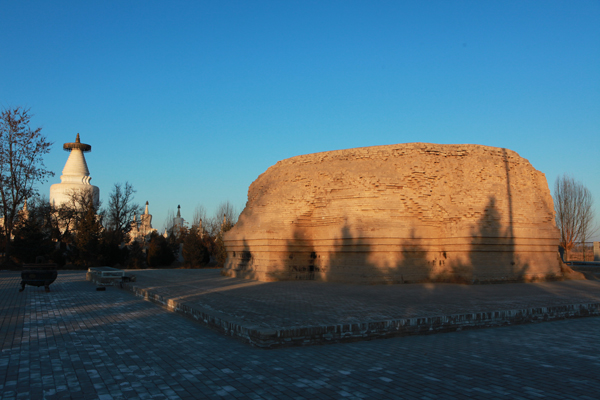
left=284, top=228, right=318, bottom=280
left=231, top=238, right=259, bottom=280
left=453, top=195, right=528, bottom=283
left=366, top=227, right=426, bottom=284
left=283, top=223, right=382, bottom=283
left=322, top=224, right=374, bottom=282
left=280, top=194, right=529, bottom=284
left=501, top=148, right=530, bottom=280
left=391, top=194, right=530, bottom=283
left=427, top=150, right=529, bottom=282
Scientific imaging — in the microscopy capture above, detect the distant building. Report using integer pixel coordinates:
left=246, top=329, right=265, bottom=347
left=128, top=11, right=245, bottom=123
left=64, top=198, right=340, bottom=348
left=164, top=205, right=186, bottom=238
left=194, top=218, right=204, bottom=239
left=129, top=201, right=157, bottom=242
left=19, top=199, right=29, bottom=222
left=173, top=205, right=185, bottom=232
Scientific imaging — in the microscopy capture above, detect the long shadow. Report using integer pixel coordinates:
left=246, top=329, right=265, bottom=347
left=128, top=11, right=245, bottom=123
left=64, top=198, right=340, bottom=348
left=503, top=149, right=514, bottom=248
left=501, top=148, right=530, bottom=279
left=503, top=148, right=534, bottom=279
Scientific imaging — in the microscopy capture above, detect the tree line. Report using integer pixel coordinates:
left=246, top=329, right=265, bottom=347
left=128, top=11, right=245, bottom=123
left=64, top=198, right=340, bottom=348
left=5, top=186, right=238, bottom=269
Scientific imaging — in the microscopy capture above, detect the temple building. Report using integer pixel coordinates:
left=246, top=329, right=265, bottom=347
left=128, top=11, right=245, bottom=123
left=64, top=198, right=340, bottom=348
left=129, top=201, right=157, bottom=242
left=50, top=134, right=100, bottom=208
left=173, top=205, right=185, bottom=231
left=19, top=199, right=28, bottom=222
left=194, top=218, right=204, bottom=238
left=164, top=205, right=186, bottom=238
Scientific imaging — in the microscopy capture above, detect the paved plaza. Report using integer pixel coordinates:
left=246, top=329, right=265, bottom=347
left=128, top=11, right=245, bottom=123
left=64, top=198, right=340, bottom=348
left=1, top=270, right=600, bottom=399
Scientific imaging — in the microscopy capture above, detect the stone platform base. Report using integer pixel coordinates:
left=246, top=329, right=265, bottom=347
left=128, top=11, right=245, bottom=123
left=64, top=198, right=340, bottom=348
left=123, top=283, right=600, bottom=348
left=117, top=270, right=600, bottom=349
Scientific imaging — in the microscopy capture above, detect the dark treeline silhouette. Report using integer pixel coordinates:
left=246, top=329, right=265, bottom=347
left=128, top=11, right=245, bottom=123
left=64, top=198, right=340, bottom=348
left=3, top=195, right=236, bottom=270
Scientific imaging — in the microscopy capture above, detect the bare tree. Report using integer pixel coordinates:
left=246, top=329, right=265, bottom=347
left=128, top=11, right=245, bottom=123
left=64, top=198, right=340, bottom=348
left=26, top=195, right=74, bottom=244
left=202, top=216, right=220, bottom=238
left=55, top=189, right=102, bottom=244
left=0, top=107, right=54, bottom=256
left=192, top=204, right=207, bottom=230
left=210, top=201, right=238, bottom=268
left=105, top=182, right=140, bottom=243
left=579, top=202, right=598, bottom=261
left=163, top=208, right=175, bottom=235
left=201, top=201, right=239, bottom=237
left=24, top=196, right=54, bottom=237
left=554, top=174, right=596, bottom=261
left=216, top=200, right=238, bottom=227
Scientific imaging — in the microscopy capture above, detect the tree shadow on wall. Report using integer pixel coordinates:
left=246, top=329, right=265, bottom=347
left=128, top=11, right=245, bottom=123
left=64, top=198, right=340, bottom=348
left=283, top=223, right=384, bottom=282
left=272, top=192, right=531, bottom=284
left=429, top=149, right=530, bottom=282
left=227, top=238, right=259, bottom=279
left=318, top=195, right=528, bottom=284
left=283, top=228, right=319, bottom=281
left=428, top=195, right=529, bottom=283
left=387, top=228, right=433, bottom=284
left=283, top=224, right=423, bottom=284
left=323, top=224, right=375, bottom=283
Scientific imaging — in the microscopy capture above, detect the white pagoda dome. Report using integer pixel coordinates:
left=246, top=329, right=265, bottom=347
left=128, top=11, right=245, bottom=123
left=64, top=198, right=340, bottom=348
left=49, top=133, right=100, bottom=208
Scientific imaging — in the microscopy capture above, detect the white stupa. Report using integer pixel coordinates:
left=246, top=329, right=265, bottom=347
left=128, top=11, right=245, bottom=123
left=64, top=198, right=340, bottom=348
left=49, top=133, right=100, bottom=208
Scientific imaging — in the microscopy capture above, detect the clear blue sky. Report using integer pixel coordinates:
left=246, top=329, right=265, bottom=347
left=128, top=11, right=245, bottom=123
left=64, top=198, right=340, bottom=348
left=1, top=1, right=599, bottom=238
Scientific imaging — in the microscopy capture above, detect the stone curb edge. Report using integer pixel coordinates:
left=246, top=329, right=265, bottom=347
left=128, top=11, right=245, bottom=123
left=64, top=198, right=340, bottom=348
left=120, top=282, right=600, bottom=349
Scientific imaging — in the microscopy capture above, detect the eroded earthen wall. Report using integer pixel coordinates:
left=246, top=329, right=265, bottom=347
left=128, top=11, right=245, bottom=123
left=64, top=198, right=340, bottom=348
left=223, top=143, right=563, bottom=283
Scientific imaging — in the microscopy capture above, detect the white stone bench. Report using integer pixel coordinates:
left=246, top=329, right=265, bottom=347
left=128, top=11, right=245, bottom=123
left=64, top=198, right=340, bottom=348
left=86, top=266, right=133, bottom=286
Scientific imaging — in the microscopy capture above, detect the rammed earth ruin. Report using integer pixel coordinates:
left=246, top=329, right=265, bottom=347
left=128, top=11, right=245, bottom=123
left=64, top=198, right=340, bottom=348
left=222, top=143, right=566, bottom=283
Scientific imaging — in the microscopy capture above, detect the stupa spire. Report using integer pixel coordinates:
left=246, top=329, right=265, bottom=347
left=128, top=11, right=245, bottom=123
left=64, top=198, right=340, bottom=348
left=63, top=133, right=91, bottom=152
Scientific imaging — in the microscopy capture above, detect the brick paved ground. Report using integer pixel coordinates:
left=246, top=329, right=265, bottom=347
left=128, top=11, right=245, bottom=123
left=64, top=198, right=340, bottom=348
left=1, top=271, right=599, bottom=399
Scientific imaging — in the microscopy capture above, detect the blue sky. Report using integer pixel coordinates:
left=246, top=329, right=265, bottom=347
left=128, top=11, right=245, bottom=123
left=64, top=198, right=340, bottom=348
left=1, top=1, right=599, bottom=238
